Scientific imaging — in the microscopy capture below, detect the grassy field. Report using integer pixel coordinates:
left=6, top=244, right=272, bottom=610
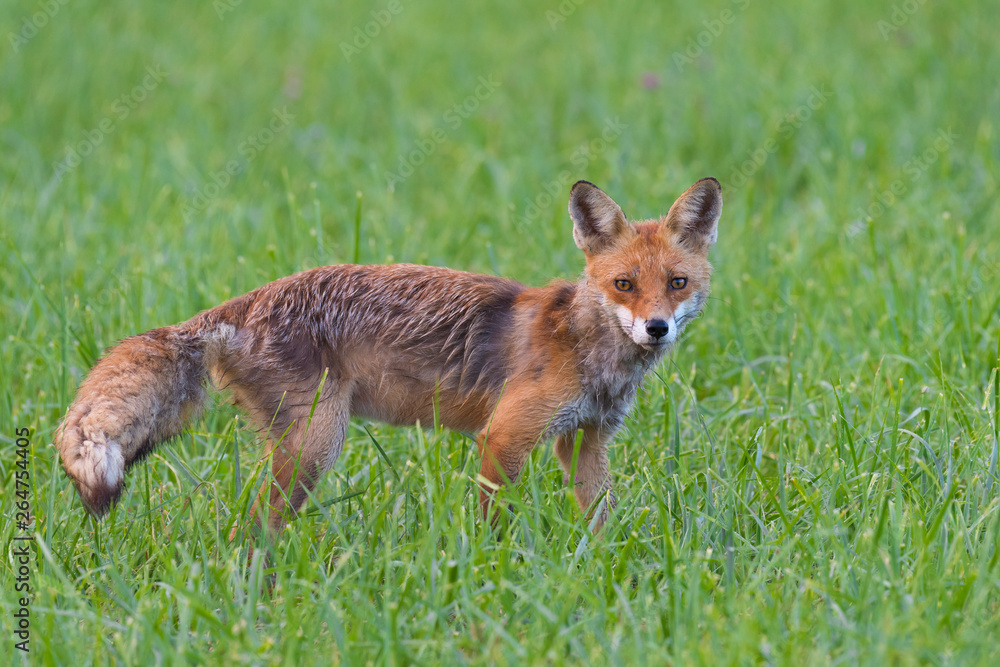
left=2, top=0, right=999, bottom=663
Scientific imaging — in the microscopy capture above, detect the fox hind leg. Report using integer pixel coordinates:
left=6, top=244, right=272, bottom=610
left=238, top=384, right=352, bottom=537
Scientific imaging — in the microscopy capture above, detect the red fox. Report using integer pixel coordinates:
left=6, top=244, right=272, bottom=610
left=56, top=178, right=722, bottom=535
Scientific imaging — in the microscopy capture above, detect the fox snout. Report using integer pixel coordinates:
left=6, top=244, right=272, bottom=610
left=617, top=309, right=681, bottom=350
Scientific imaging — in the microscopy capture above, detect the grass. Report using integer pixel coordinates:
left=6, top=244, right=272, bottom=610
left=2, top=0, right=999, bottom=663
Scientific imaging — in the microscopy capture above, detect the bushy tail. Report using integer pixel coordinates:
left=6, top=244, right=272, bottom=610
left=55, top=320, right=222, bottom=516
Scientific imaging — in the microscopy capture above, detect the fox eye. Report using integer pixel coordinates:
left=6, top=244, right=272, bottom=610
left=614, top=279, right=633, bottom=292
left=670, top=277, right=688, bottom=289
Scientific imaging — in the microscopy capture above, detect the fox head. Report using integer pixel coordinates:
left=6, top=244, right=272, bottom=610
left=569, top=177, right=722, bottom=352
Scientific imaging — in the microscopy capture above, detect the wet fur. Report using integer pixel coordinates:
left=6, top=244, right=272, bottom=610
left=55, top=178, right=722, bottom=535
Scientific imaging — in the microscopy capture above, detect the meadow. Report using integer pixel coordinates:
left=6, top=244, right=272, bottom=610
left=1, top=0, right=999, bottom=664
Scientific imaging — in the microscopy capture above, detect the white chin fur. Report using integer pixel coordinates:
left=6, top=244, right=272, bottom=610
left=616, top=306, right=665, bottom=348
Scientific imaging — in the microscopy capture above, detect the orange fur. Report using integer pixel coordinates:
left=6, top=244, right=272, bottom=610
left=55, top=178, right=722, bottom=536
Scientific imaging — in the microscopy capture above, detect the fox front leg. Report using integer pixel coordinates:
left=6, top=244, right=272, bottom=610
left=554, top=426, right=616, bottom=530
left=475, top=387, right=566, bottom=528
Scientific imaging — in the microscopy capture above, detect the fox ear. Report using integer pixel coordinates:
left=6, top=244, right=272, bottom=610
left=569, top=181, right=632, bottom=254
left=663, top=177, right=722, bottom=254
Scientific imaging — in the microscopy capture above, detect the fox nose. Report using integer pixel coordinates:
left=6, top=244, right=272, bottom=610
left=646, top=319, right=669, bottom=339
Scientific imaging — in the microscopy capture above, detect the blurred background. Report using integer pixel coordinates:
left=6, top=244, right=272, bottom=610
left=2, top=1, right=996, bottom=355
left=1, top=0, right=998, bottom=663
